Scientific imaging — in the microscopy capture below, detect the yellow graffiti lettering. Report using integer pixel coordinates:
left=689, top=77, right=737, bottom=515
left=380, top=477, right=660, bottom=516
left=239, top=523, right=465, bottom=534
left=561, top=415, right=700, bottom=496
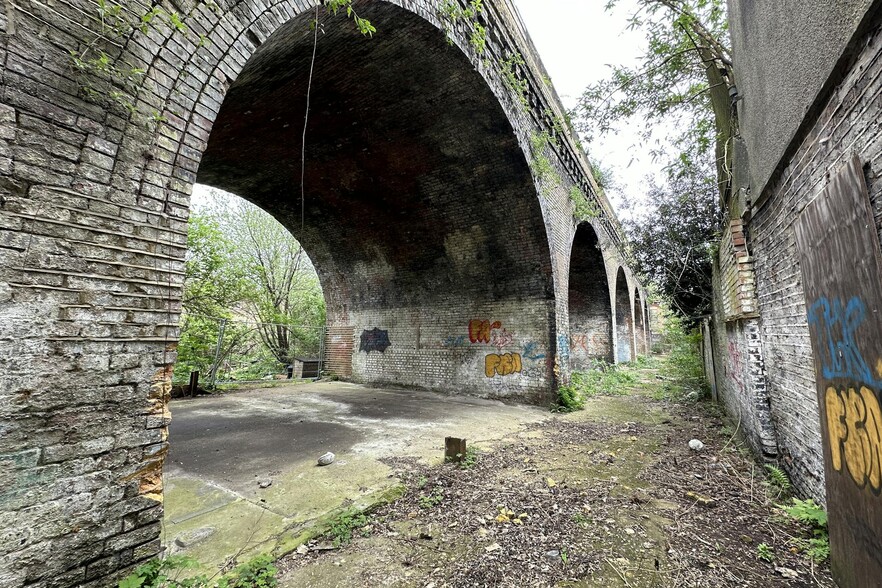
left=485, top=353, right=522, bottom=377
left=825, top=385, right=882, bottom=492
left=469, top=319, right=502, bottom=344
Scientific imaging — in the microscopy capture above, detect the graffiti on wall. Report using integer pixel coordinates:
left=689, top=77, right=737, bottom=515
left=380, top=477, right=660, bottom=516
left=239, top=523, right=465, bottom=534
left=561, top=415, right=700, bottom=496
left=807, top=297, right=882, bottom=389
left=441, top=335, right=467, bottom=349
left=571, top=334, right=588, bottom=354
left=825, top=385, right=882, bottom=492
left=726, top=340, right=744, bottom=387
left=469, top=319, right=502, bottom=344
left=359, top=328, right=391, bottom=353
left=522, top=341, right=545, bottom=361
left=557, top=334, right=570, bottom=361
left=485, top=353, right=522, bottom=377
left=809, top=296, right=882, bottom=492
left=490, top=327, right=514, bottom=352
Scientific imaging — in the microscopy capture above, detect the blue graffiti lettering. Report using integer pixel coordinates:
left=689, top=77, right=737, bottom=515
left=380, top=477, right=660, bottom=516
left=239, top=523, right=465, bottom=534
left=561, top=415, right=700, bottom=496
left=557, top=334, right=570, bottom=361
left=522, top=341, right=546, bottom=361
left=806, top=297, right=882, bottom=388
left=442, top=335, right=467, bottom=349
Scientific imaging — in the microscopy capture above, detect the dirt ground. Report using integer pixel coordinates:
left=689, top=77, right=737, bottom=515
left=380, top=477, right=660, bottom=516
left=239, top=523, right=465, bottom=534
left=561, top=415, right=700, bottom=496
left=276, top=363, right=835, bottom=588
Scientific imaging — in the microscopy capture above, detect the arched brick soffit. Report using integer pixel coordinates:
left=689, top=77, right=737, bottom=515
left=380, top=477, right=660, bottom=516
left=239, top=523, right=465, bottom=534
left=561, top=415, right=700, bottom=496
left=118, top=1, right=556, bottom=316
left=614, top=265, right=633, bottom=362
left=568, top=221, right=613, bottom=365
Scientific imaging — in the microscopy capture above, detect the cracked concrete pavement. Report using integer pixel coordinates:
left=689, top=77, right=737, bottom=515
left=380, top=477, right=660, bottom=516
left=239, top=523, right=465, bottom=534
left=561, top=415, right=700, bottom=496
left=161, top=381, right=550, bottom=572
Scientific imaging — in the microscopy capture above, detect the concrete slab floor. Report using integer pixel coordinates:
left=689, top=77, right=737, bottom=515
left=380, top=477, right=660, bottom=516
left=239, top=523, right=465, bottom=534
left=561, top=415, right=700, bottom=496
left=162, top=381, right=551, bottom=572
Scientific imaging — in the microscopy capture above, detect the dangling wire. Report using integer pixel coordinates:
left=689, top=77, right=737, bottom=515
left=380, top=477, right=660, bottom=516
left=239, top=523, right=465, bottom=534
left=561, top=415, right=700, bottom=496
left=301, top=4, right=320, bottom=235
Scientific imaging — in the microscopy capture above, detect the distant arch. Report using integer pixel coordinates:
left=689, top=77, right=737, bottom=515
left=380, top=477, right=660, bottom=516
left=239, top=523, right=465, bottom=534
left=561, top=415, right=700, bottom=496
left=615, top=267, right=634, bottom=363
left=568, top=223, right=613, bottom=367
left=634, top=288, right=647, bottom=355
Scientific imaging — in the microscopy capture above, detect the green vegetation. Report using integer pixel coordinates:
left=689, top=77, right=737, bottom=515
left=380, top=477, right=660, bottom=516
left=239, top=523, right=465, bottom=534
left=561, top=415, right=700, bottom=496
left=556, top=362, right=640, bottom=412
left=764, top=464, right=792, bottom=498
left=500, top=52, right=529, bottom=108
left=119, top=554, right=276, bottom=588
left=576, top=0, right=730, bottom=321
left=324, top=0, right=376, bottom=36
left=327, top=509, right=371, bottom=546
left=174, top=193, right=325, bottom=385
left=655, top=310, right=709, bottom=400
left=439, top=0, right=486, bottom=53
left=781, top=498, right=829, bottom=563
left=418, top=486, right=445, bottom=509
left=756, top=542, right=774, bottom=562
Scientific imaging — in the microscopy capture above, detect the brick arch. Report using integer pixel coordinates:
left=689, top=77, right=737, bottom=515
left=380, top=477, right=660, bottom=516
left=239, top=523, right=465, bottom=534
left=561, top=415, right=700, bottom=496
left=0, top=1, right=644, bottom=584
left=568, top=222, right=613, bottom=366
left=634, top=287, right=647, bottom=355
left=614, top=267, right=634, bottom=363
left=111, top=1, right=557, bottom=399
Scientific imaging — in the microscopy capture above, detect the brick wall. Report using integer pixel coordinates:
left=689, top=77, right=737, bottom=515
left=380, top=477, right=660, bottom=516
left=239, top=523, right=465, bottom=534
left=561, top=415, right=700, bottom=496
left=739, top=17, right=882, bottom=501
left=0, top=0, right=644, bottom=584
left=614, top=267, right=634, bottom=363
left=568, top=222, right=614, bottom=368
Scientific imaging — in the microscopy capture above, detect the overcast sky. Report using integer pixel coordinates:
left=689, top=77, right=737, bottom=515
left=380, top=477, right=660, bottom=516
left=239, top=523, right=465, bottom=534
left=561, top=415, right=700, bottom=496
left=512, top=0, right=653, bottom=210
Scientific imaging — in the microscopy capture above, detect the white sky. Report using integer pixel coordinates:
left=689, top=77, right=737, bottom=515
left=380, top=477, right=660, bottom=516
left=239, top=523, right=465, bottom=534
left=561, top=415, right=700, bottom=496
left=195, top=2, right=655, bottom=212
left=512, top=0, right=655, bottom=210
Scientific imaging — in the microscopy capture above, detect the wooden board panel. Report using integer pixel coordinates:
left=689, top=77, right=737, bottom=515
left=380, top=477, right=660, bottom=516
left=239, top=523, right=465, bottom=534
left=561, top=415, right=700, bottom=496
left=793, top=154, right=882, bottom=587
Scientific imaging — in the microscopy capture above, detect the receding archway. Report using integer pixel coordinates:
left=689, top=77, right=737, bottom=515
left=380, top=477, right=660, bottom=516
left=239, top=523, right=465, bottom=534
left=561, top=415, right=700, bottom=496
left=634, top=288, right=647, bottom=355
left=568, top=223, right=613, bottom=367
left=614, top=267, right=634, bottom=363
left=196, top=3, right=555, bottom=398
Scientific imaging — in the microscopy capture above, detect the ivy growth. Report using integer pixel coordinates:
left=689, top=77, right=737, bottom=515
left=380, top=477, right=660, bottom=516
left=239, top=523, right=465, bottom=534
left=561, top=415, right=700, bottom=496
left=500, top=51, right=529, bottom=108
left=528, top=131, right=560, bottom=198
left=439, top=0, right=487, bottom=54
left=324, top=0, right=376, bottom=36
left=569, top=185, right=600, bottom=220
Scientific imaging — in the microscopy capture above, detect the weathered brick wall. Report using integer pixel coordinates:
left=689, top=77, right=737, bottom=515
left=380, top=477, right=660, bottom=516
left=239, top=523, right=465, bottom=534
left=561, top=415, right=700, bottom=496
left=709, top=270, right=778, bottom=459
left=0, top=0, right=645, bottom=585
left=568, top=222, right=614, bottom=368
left=740, top=17, right=882, bottom=501
left=614, top=267, right=634, bottom=363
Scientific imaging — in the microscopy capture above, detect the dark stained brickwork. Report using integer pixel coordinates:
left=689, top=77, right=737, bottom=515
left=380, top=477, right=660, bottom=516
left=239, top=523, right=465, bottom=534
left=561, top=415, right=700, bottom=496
left=0, top=1, right=648, bottom=585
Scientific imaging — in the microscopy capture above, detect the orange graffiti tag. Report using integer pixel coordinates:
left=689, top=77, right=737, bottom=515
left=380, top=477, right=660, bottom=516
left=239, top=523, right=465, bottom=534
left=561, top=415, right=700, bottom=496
left=826, top=385, right=882, bottom=492
left=469, top=319, right=502, bottom=344
left=485, top=353, right=523, bottom=377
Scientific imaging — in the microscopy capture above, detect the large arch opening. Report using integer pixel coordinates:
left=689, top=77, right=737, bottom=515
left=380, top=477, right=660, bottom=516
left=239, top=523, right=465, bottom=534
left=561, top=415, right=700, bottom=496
left=634, top=288, right=647, bottom=356
left=162, top=2, right=558, bottom=571
left=568, top=223, right=613, bottom=367
left=196, top=4, right=555, bottom=397
left=614, top=267, right=634, bottom=363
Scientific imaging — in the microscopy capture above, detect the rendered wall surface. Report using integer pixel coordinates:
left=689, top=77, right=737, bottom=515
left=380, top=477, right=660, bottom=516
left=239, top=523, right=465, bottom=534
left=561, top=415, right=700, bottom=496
left=728, top=0, right=874, bottom=199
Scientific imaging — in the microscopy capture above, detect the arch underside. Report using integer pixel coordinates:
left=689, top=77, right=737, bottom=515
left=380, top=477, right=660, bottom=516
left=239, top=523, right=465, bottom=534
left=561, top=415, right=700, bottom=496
left=568, top=223, right=613, bottom=367
left=615, top=268, right=633, bottom=363
left=634, top=289, right=646, bottom=355
left=197, top=4, right=555, bottom=397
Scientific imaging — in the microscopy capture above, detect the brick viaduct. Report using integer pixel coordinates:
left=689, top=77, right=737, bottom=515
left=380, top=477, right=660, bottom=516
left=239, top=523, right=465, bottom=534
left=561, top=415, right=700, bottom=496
left=0, top=0, right=649, bottom=585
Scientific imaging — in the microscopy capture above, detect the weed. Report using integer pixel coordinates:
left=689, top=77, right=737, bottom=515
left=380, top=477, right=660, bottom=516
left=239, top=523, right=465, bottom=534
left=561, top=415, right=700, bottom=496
left=500, top=52, right=529, bottom=107
left=756, top=542, right=774, bottom=562
left=555, top=381, right=585, bottom=412
left=560, top=547, right=569, bottom=565
left=118, top=554, right=277, bottom=588
left=781, top=498, right=829, bottom=563
left=458, top=446, right=479, bottom=469
left=571, top=513, right=591, bottom=528
left=764, top=464, right=791, bottom=498
left=327, top=509, right=370, bottom=547
left=418, top=486, right=445, bottom=509
left=416, top=475, right=428, bottom=489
